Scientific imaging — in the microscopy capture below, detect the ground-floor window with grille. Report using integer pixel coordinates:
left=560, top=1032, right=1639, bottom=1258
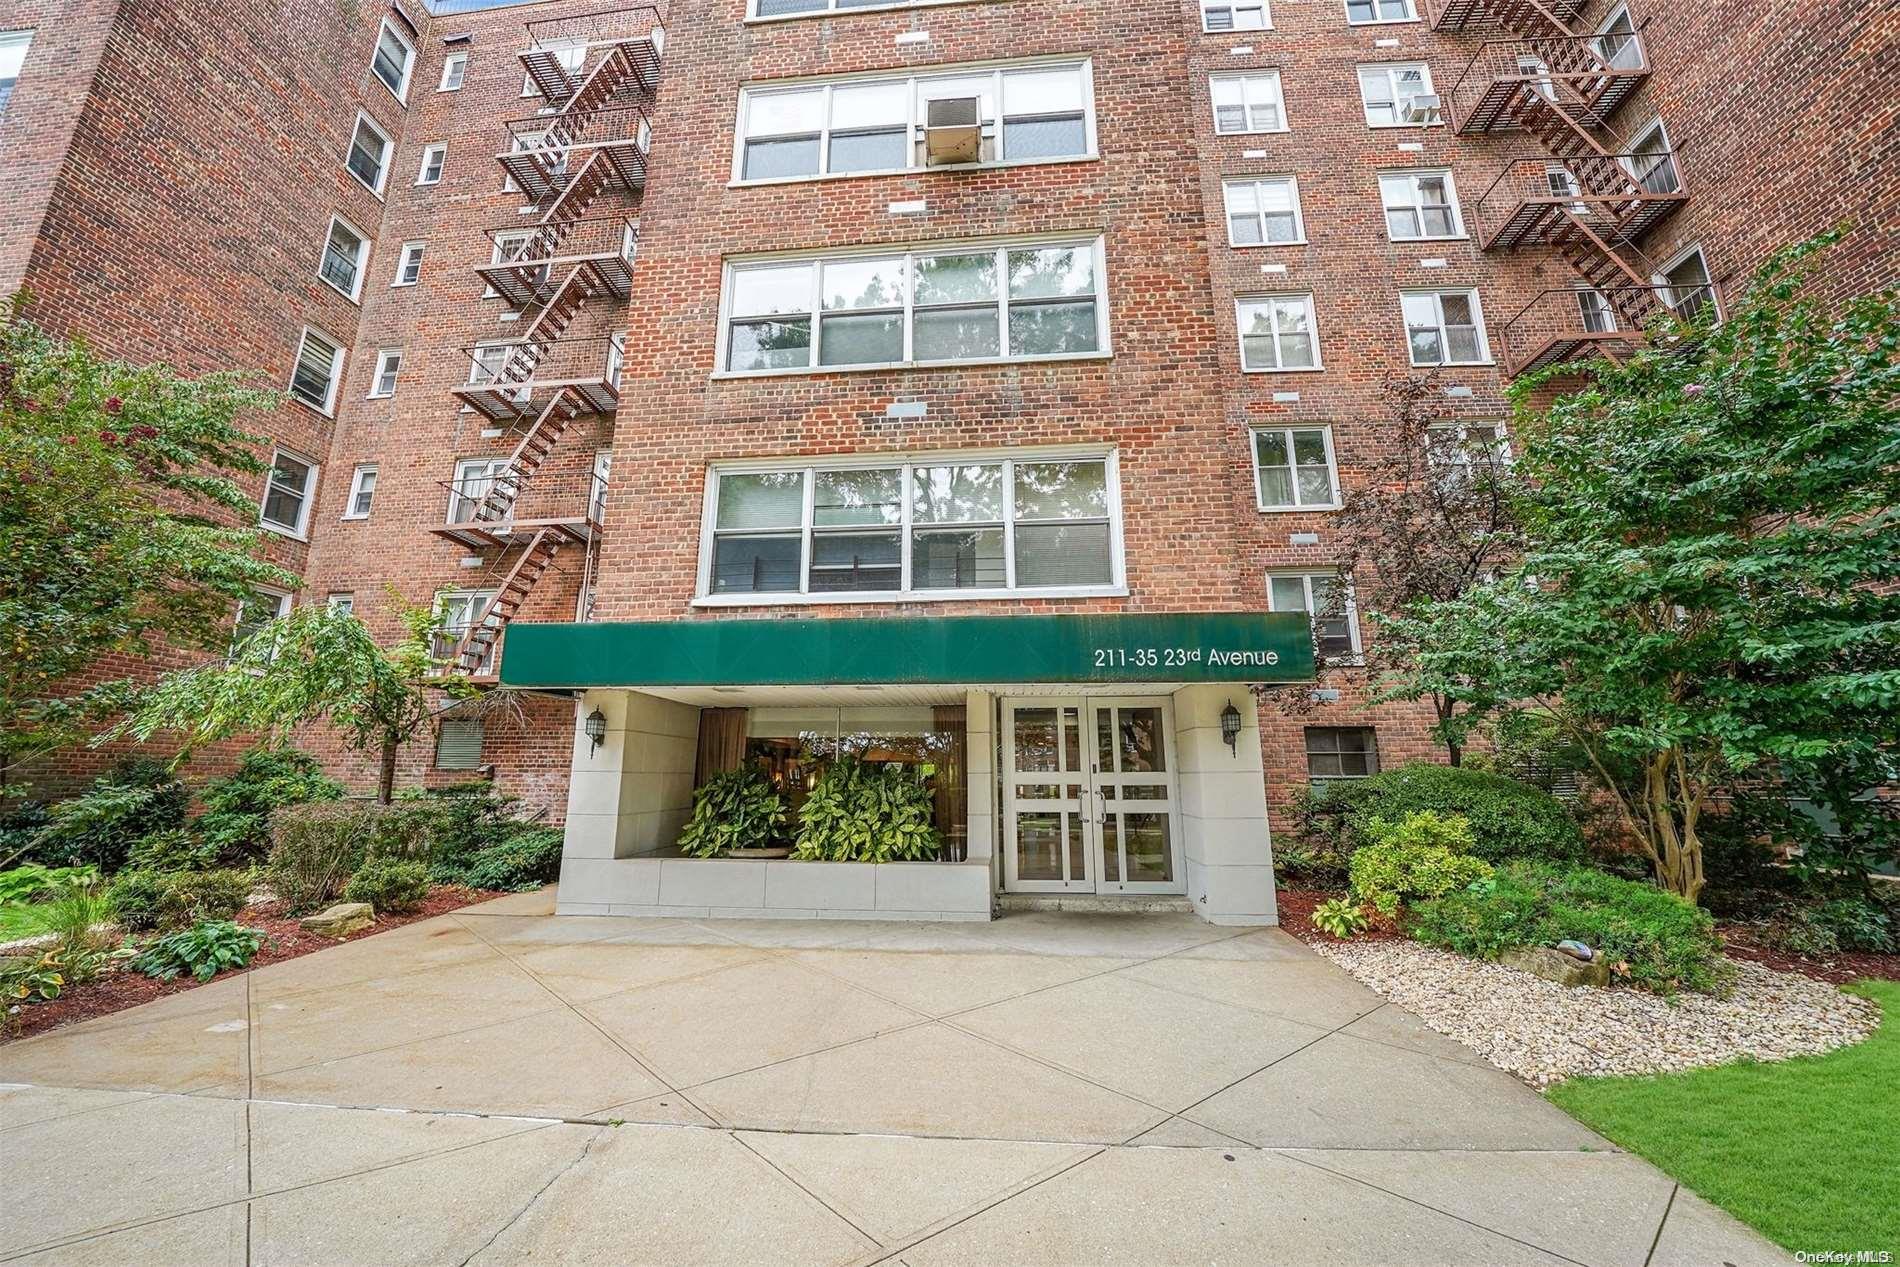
left=1305, top=727, right=1379, bottom=780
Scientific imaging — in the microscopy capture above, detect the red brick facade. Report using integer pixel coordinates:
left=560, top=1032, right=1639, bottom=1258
left=7, top=0, right=1895, bottom=820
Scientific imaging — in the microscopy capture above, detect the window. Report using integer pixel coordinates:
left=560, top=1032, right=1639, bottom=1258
left=1401, top=289, right=1490, bottom=366
left=371, top=17, right=415, bottom=103
left=435, top=718, right=485, bottom=770
left=702, top=453, right=1121, bottom=601
left=522, top=44, right=584, bottom=96
left=734, top=61, right=1094, bottom=183
left=449, top=457, right=511, bottom=523
left=1576, top=286, right=1616, bottom=333
left=720, top=238, right=1107, bottom=374
left=591, top=450, right=612, bottom=523
left=393, top=241, right=425, bottom=287
left=346, top=112, right=392, bottom=194
left=1209, top=72, right=1286, bottom=135
left=1595, top=5, right=1642, bottom=71
left=1346, top=0, right=1416, bottom=22
left=1624, top=119, right=1680, bottom=195
left=1658, top=246, right=1716, bottom=319
left=232, top=588, right=292, bottom=658
left=1426, top=421, right=1509, bottom=487
left=319, top=215, right=370, bottom=301
left=1358, top=63, right=1436, bottom=127
left=344, top=465, right=378, bottom=519
left=434, top=591, right=497, bottom=673
left=1270, top=573, right=1359, bottom=661
left=368, top=349, right=402, bottom=398
left=260, top=449, right=317, bottom=537
left=326, top=593, right=356, bottom=615
left=289, top=327, right=344, bottom=414
left=1252, top=428, right=1338, bottom=510
left=1236, top=294, right=1320, bottom=371
left=1379, top=169, right=1462, bottom=240
left=0, top=31, right=31, bottom=115
left=1223, top=178, right=1304, bottom=246
left=438, top=51, right=467, bottom=92
left=416, top=143, right=446, bottom=185
left=1202, top=0, right=1269, bottom=31
left=1306, top=727, right=1379, bottom=779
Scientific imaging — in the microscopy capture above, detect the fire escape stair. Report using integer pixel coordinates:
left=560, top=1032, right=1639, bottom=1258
left=473, top=389, right=588, bottom=525
left=454, top=528, right=569, bottom=676
left=1432, top=0, right=1583, bottom=35
left=503, top=43, right=653, bottom=202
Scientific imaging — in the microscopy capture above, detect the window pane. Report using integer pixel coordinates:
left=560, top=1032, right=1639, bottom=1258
left=1002, top=114, right=1086, bottom=160
left=913, top=306, right=1000, bottom=360
left=730, top=317, right=812, bottom=371
left=821, top=257, right=905, bottom=310
left=1439, top=292, right=1475, bottom=325
left=912, top=463, right=1004, bottom=523
left=1014, top=522, right=1111, bottom=587
left=809, top=532, right=901, bottom=591
left=712, top=535, right=801, bottom=593
left=911, top=527, right=1006, bottom=588
left=828, top=129, right=907, bottom=173
left=1014, top=460, right=1108, bottom=519
left=733, top=263, right=812, bottom=317
left=1009, top=299, right=1097, bottom=355
left=915, top=252, right=997, bottom=305
left=716, top=471, right=804, bottom=530
left=813, top=468, right=901, bottom=526
left=818, top=312, right=901, bottom=365
left=756, top=0, right=825, bottom=13
left=1269, top=576, right=1309, bottom=611
left=1003, top=67, right=1085, bottom=115
left=831, top=80, right=908, bottom=128
left=1214, top=103, right=1246, bottom=132
left=1008, top=247, right=1094, bottom=299
left=747, top=88, right=823, bottom=136
left=1257, top=464, right=1294, bottom=506
left=291, top=336, right=337, bottom=408
left=1253, top=429, right=1289, bottom=468
left=743, top=136, right=821, bottom=179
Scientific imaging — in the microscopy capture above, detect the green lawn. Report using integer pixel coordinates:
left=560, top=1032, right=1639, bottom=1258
left=1549, top=979, right=1898, bottom=1255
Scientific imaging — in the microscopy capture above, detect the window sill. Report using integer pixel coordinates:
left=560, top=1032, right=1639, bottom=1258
left=318, top=277, right=363, bottom=305
left=744, top=0, right=998, bottom=24
left=1366, top=121, right=1443, bottom=130
left=1256, top=502, right=1340, bottom=514
left=728, top=152, right=1099, bottom=190
left=1391, top=234, right=1469, bottom=245
left=1408, top=359, right=1496, bottom=370
left=258, top=522, right=310, bottom=543
left=692, top=585, right=1128, bottom=607
left=1229, top=239, right=1309, bottom=249
left=1346, top=16, right=1422, bottom=25
left=340, top=512, right=370, bottom=522
left=1241, top=364, right=1325, bottom=374
left=1201, top=25, right=1275, bottom=35
left=712, top=350, right=1112, bottom=381
left=1213, top=127, right=1291, bottom=138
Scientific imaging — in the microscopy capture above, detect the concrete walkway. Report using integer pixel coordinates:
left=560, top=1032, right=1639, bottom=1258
left=0, top=889, right=1790, bottom=1266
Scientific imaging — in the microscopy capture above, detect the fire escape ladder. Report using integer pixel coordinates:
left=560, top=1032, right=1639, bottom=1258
left=456, top=528, right=567, bottom=675
left=495, top=260, right=607, bottom=388
left=471, top=388, right=588, bottom=523
left=1554, top=210, right=1659, bottom=328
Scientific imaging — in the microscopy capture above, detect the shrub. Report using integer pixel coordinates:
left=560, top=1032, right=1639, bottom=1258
left=196, top=747, right=342, bottom=864
left=33, top=758, right=190, bottom=872
left=2, top=951, right=70, bottom=1003
left=106, top=869, right=171, bottom=932
left=1272, top=838, right=1349, bottom=889
left=0, top=801, right=50, bottom=865
left=2, top=883, right=113, bottom=982
left=343, top=858, right=431, bottom=913
left=1759, top=896, right=1897, bottom=957
left=0, top=863, right=98, bottom=904
left=267, top=801, right=437, bottom=912
left=676, top=768, right=786, bottom=858
left=794, top=757, right=941, bottom=863
left=157, top=868, right=251, bottom=927
left=1347, top=812, right=1492, bottom=917
left=131, top=920, right=264, bottom=983
left=1311, top=897, right=1368, bottom=939
left=459, top=827, right=564, bottom=891
left=1296, top=763, right=1584, bottom=866
left=1412, top=862, right=1731, bottom=995
left=127, top=828, right=216, bottom=874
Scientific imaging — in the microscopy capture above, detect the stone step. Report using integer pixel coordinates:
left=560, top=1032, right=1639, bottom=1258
left=997, top=893, right=1195, bottom=915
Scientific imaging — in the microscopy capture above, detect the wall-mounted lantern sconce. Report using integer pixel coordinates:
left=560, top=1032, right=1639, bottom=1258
left=1221, top=700, right=1242, bottom=756
left=584, top=708, right=607, bottom=754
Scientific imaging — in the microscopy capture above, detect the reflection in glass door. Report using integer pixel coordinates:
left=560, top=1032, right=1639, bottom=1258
left=1091, top=699, right=1180, bottom=893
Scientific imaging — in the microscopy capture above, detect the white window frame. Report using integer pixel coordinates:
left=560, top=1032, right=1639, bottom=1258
left=326, top=593, right=356, bottom=615
left=449, top=457, right=511, bottom=523
left=368, top=348, right=402, bottom=398
left=416, top=142, right=447, bottom=185
left=1201, top=0, right=1271, bottom=32
left=1222, top=176, right=1306, bottom=247
left=343, top=465, right=378, bottom=519
left=731, top=58, right=1098, bottom=186
left=438, top=51, right=467, bottom=92
left=1208, top=72, right=1287, bottom=136
left=1344, top=0, right=1418, bottom=24
left=0, top=31, right=32, bottom=115
left=1426, top=420, right=1511, bottom=486
left=1357, top=62, right=1438, bottom=128
left=371, top=17, right=416, bottom=104
left=288, top=326, right=345, bottom=415
left=1594, top=4, right=1643, bottom=71
left=1235, top=293, right=1323, bottom=373
left=1401, top=288, right=1492, bottom=367
left=747, top=0, right=1004, bottom=22
left=715, top=234, right=1112, bottom=378
left=1622, top=117, right=1681, bottom=196
left=1251, top=426, right=1340, bottom=512
left=434, top=590, right=499, bottom=675
left=318, top=213, right=371, bottom=302
left=1655, top=243, right=1718, bottom=319
left=591, top=449, right=612, bottom=523
left=1267, top=571, right=1362, bottom=663
left=393, top=240, right=425, bottom=288
left=694, top=446, right=1127, bottom=606
left=231, top=587, right=292, bottom=660
left=345, top=110, right=393, bottom=196
left=259, top=448, right=318, bottom=539
left=1378, top=168, right=1465, bottom=241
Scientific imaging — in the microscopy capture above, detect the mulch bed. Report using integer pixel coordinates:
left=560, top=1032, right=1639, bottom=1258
left=1, top=884, right=503, bottom=1044
left=1275, top=886, right=1404, bottom=945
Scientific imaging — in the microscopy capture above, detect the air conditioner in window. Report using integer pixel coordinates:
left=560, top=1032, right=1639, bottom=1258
left=924, top=97, right=982, bottom=166
left=1402, top=94, right=1442, bottom=124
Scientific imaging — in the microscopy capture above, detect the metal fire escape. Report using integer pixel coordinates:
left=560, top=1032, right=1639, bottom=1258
left=1431, top=0, right=1689, bottom=375
left=431, top=7, right=662, bottom=677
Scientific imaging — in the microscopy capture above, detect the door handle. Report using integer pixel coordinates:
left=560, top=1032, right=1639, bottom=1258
left=1094, top=789, right=1108, bottom=826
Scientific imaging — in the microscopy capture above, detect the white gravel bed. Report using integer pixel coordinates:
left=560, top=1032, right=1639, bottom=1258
left=1310, top=938, right=1881, bottom=1087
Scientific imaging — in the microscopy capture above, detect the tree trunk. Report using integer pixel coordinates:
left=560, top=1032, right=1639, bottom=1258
left=1644, top=756, right=1705, bottom=902
left=377, top=736, right=399, bottom=805
left=1445, top=738, right=1463, bottom=767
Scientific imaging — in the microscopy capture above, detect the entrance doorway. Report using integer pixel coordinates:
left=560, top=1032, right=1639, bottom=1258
left=1001, top=697, right=1183, bottom=894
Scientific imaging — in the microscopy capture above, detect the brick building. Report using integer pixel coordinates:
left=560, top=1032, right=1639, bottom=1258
left=4, top=0, right=1894, bottom=921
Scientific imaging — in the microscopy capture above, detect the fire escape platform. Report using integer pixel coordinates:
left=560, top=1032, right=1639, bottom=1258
left=453, top=376, right=621, bottom=425
left=1509, top=328, right=1644, bottom=377
left=521, top=34, right=662, bottom=105
left=475, top=249, right=634, bottom=310
left=498, top=137, right=648, bottom=204
left=1480, top=192, right=1688, bottom=251
left=1454, top=67, right=1650, bottom=135
left=429, top=517, right=597, bottom=552
left=1431, top=0, right=1584, bottom=33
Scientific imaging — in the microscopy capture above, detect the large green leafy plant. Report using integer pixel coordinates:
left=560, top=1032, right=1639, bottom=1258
left=676, top=768, right=786, bottom=858
left=131, top=919, right=264, bottom=982
left=196, top=747, right=343, bottom=863
left=794, top=757, right=941, bottom=863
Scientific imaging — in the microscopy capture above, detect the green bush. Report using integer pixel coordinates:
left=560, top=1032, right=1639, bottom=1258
left=131, top=920, right=263, bottom=983
left=127, top=828, right=215, bottom=874
left=459, top=828, right=564, bottom=891
left=267, top=801, right=438, bottom=912
left=0, top=801, right=50, bottom=864
left=33, top=758, right=190, bottom=872
left=196, top=747, right=342, bottom=864
left=1, top=883, right=113, bottom=983
left=795, top=757, right=942, bottom=863
left=1311, top=897, right=1369, bottom=939
left=342, top=858, right=431, bottom=913
left=157, top=868, right=250, bottom=927
left=1296, top=763, right=1585, bottom=866
left=1347, top=812, right=1492, bottom=917
left=106, top=869, right=171, bottom=932
left=677, top=768, right=786, bottom=858
left=1412, top=862, right=1731, bottom=995
left=0, top=863, right=97, bottom=904
left=1271, top=838, right=1349, bottom=889
left=1759, top=896, right=1897, bottom=956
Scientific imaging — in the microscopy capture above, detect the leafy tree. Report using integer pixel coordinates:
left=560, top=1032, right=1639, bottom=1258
left=0, top=300, right=294, bottom=795
left=1379, top=236, right=1900, bottom=900
left=107, top=602, right=464, bottom=804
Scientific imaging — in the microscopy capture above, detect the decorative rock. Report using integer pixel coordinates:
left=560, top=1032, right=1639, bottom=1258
left=1555, top=939, right=1596, bottom=961
left=1501, top=945, right=1612, bottom=988
left=300, top=902, right=373, bottom=937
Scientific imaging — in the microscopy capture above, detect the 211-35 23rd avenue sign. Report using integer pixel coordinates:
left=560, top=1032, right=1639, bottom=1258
left=500, top=612, right=1317, bottom=689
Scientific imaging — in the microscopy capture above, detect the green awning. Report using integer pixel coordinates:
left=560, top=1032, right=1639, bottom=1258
left=498, top=612, right=1316, bottom=689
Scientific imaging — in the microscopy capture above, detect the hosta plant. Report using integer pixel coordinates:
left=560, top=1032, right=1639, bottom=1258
left=1311, top=898, right=1369, bottom=940
left=131, top=920, right=264, bottom=983
left=676, top=768, right=786, bottom=858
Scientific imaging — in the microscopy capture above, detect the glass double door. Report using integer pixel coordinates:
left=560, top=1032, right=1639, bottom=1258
left=1002, top=698, right=1182, bottom=894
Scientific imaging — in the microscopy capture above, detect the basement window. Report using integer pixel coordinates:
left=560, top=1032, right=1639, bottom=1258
left=372, top=17, right=416, bottom=104
left=1306, top=727, right=1380, bottom=780
left=435, top=718, right=485, bottom=770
